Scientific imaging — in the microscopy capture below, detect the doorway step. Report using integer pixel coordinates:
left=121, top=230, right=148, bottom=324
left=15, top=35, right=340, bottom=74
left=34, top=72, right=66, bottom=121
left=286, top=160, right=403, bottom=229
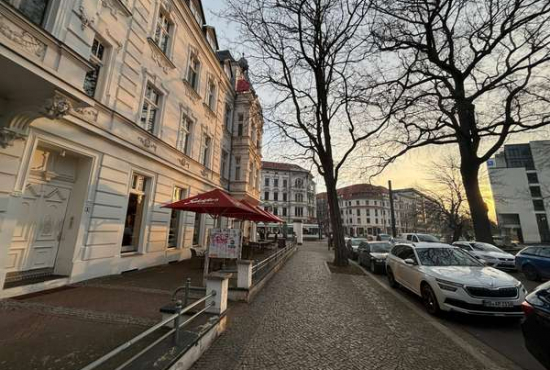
left=3, top=268, right=65, bottom=289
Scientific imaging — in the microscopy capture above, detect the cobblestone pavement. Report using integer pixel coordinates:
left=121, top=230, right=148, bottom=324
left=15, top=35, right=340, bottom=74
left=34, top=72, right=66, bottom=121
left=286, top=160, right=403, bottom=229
left=192, top=241, right=495, bottom=370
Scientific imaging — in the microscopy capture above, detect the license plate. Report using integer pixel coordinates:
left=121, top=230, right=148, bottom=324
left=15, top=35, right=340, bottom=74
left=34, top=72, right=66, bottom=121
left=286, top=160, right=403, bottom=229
left=483, top=300, right=514, bottom=308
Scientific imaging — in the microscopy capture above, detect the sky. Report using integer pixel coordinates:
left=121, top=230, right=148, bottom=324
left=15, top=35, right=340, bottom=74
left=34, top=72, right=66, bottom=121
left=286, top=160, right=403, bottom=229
left=202, top=1, right=549, bottom=220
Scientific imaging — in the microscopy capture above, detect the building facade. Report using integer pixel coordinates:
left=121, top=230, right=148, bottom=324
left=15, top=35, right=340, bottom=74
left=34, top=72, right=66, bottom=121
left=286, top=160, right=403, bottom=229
left=0, top=0, right=262, bottom=297
left=488, top=141, right=550, bottom=243
left=316, top=184, right=440, bottom=237
left=260, top=161, right=317, bottom=223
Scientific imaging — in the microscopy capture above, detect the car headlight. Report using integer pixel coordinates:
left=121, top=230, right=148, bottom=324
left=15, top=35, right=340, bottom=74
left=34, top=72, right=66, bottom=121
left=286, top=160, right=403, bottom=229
left=481, top=255, right=497, bottom=261
left=436, top=278, right=464, bottom=292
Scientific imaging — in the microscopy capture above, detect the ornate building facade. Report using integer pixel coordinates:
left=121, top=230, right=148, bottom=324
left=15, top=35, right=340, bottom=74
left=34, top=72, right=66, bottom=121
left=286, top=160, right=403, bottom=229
left=0, top=0, right=263, bottom=297
left=260, top=161, right=317, bottom=224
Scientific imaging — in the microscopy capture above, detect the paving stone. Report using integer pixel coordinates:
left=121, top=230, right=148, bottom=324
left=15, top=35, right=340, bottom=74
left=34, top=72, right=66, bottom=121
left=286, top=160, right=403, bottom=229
left=191, top=241, right=489, bottom=370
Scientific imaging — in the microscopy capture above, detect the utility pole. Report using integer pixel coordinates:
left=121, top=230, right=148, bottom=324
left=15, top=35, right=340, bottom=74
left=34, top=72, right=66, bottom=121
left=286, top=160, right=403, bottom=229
left=388, top=180, right=397, bottom=237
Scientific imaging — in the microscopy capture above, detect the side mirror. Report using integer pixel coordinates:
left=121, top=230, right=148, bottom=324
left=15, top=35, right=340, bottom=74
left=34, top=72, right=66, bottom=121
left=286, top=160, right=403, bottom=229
left=404, top=258, right=417, bottom=266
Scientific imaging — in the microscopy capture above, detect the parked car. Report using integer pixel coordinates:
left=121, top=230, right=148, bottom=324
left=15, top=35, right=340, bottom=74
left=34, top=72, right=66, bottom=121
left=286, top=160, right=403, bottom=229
left=515, top=246, right=550, bottom=281
left=358, top=241, right=393, bottom=274
left=521, top=280, right=550, bottom=369
left=346, top=238, right=368, bottom=259
left=452, top=241, right=516, bottom=271
left=493, top=235, right=519, bottom=248
left=385, top=242, right=526, bottom=316
left=396, top=233, right=440, bottom=243
left=377, top=233, right=392, bottom=241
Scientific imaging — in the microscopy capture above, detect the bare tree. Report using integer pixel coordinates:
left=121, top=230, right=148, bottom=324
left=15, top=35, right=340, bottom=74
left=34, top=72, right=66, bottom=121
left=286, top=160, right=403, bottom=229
left=224, top=0, right=388, bottom=265
left=422, top=156, right=472, bottom=242
left=369, top=0, right=550, bottom=243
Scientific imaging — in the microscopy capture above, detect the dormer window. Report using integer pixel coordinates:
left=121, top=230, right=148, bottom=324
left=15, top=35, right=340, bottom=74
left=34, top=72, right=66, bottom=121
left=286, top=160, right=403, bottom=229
left=189, top=0, right=203, bottom=25
left=206, top=31, right=217, bottom=51
left=154, top=10, right=172, bottom=54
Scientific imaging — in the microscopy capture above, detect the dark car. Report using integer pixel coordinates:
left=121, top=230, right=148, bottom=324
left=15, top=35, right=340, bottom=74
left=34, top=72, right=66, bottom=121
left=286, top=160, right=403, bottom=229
left=346, top=238, right=368, bottom=260
left=357, top=241, right=393, bottom=274
left=521, top=281, right=550, bottom=369
left=515, top=246, right=550, bottom=281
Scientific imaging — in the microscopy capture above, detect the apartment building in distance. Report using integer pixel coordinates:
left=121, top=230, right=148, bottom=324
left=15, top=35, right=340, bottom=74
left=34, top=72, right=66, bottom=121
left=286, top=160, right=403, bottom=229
left=316, top=184, right=441, bottom=237
left=488, top=141, right=550, bottom=243
left=0, top=0, right=263, bottom=297
left=260, top=161, right=317, bottom=223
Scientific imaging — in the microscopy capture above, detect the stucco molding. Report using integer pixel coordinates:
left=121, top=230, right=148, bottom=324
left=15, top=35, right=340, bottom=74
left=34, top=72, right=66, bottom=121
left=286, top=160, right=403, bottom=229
left=100, top=0, right=132, bottom=18
left=0, top=14, right=46, bottom=59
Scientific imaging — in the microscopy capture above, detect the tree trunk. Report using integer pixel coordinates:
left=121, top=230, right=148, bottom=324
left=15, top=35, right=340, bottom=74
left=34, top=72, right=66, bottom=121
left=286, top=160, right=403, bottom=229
left=452, top=222, right=463, bottom=242
left=460, top=159, right=493, bottom=243
left=324, top=172, right=348, bottom=266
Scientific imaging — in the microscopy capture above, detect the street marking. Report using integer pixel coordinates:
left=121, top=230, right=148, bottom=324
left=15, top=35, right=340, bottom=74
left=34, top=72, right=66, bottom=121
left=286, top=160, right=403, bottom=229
left=350, top=260, right=523, bottom=370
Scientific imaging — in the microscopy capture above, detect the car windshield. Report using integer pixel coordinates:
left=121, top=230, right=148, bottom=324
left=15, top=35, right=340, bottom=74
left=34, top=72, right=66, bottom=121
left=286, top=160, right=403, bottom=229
left=378, top=235, right=391, bottom=240
left=472, top=242, right=502, bottom=253
left=370, top=243, right=392, bottom=252
left=351, top=239, right=367, bottom=246
left=417, top=234, right=439, bottom=242
left=416, top=248, right=483, bottom=266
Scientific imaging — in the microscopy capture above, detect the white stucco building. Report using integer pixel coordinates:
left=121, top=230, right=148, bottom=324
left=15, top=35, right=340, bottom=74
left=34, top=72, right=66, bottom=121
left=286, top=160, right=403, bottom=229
left=488, top=141, right=550, bottom=244
left=0, top=0, right=263, bottom=297
left=316, top=184, right=440, bottom=237
left=260, top=161, right=317, bottom=223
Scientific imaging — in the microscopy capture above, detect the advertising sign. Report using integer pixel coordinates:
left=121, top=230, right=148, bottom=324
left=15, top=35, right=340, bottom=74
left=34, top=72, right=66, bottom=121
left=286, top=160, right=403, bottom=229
left=208, top=229, right=241, bottom=259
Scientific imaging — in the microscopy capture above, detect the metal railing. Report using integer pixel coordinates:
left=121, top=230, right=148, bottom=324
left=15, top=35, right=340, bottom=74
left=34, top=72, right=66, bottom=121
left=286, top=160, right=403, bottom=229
left=80, top=281, right=216, bottom=370
left=251, top=241, right=297, bottom=284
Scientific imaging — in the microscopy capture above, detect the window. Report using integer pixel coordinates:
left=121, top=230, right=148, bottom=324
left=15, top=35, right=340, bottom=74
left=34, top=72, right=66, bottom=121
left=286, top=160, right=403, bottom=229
left=192, top=213, right=202, bottom=245
left=283, top=179, right=288, bottom=187
left=533, top=200, right=545, bottom=211
left=295, top=207, right=303, bottom=217
left=505, top=144, right=535, bottom=169
left=200, top=134, right=211, bottom=168
left=356, top=200, right=360, bottom=205
left=274, top=178, right=279, bottom=187
left=168, top=187, right=186, bottom=248
left=367, top=218, right=371, bottom=224
left=295, top=178, right=303, bottom=188
left=224, top=103, right=232, bottom=132
left=235, top=156, right=241, bottom=181
left=140, top=84, right=161, bottom=134
left=530, top=186, right=542, bottom=198
left=273, top=207, right=278, bottom=216
left=295, top=193, right=304, bottom=202
left=264, top=191, right=269, bottom=200
left=122, top=174, right=150, bottom=253
left=84, top=37, right=106, bottom=98
left=274, top=192, right=279, bottom=201
left=154, top=10, right=172, bottom=54
left=356, top=209, right=361, bottom=216
left=282, top=207, right=287, bottom=216
left=187, top=52, right=201, bottom=91
left=189, top=0, right=203, bottom=25
left=206, top=78, right=217, bottom=111
left=220, top=150, right=229, bottom=179
left=237, top=113, right=244, bottom=136
left=177, top=114, right=193, bottom=155
left=8, top=0, right=50, bottom=25
left=283, top=193, right=287, bottom=202
left=265, top=178, right=270, bottom=187
left=527, top=173, right=539, bottom=184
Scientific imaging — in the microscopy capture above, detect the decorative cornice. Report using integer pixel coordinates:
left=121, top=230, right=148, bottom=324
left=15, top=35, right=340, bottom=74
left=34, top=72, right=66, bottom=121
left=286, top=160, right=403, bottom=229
left=178, top=157, right=190, bottom=168
left=138, top=136, right=157, bottom=152
left=72, top=107, right=99, bottom=123
left=100, top=0, right=132, bottom=18
left=76, top=5, right=95, bottom=30
left=147, top=37, right=176, bottom=73
left=0, top=14, right=46, bottom=59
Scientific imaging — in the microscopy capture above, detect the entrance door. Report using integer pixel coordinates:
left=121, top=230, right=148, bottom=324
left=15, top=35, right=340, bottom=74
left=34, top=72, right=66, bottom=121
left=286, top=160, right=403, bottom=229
left=7, top=181, right=71, bottom=272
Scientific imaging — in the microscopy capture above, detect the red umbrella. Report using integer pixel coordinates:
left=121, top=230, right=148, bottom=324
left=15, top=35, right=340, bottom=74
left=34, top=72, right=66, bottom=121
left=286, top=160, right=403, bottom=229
left=163, top=188, right=258, bottom=220
left=241, top=199, right=283, bottom=223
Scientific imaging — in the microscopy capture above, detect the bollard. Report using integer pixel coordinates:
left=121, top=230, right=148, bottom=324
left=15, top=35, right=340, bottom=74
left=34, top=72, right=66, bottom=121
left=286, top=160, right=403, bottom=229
left=174, top=300, right=182, bottom=344
left=237, top=260, right=253, bottom=289
left=205, top=272, right=231, bottom=315
left=183, top=278, right=191, bottom=307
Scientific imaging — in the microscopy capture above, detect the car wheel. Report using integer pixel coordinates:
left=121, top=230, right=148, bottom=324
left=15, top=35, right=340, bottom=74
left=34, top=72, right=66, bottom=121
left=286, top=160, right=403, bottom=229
left=387, top=267, right=399, bottom=288
left=370, top=260, right=377, bottom=274
left=523, top=264, right=539, bottom=281
left=421, top=283, right=440, bottom=316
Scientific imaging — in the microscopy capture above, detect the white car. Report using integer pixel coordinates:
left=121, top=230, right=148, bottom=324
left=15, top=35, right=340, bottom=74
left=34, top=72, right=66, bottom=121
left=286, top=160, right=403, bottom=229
left=397, top=233, right=440, bottom=243
left=385, top=242, right=526, bottom=317
left=453, top=241, right=516, bottom=271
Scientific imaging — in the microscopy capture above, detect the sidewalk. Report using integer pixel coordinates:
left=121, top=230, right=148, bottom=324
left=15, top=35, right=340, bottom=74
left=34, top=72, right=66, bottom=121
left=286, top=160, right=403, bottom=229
left=191, top=241, right=495, bottom=370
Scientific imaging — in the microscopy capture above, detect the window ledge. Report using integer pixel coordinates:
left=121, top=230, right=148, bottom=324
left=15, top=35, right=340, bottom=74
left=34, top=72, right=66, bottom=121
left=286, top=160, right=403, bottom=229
left=121, top=251, right=142, bottom=257
left=147, top=37, right=176, bottom=72
left=182, top=79, right=202, bottom=102
left=203, top=102, right=217, bottom=119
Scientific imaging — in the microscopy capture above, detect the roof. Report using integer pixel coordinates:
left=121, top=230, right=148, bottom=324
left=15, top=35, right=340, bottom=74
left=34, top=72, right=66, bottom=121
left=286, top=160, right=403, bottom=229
left=394, top=242, right=453, bottom=249
left=261, top=161, right=309, bottom=173
left=337, top=184, right=388, bottom=200
left=216, top=50, right=235, bottom=62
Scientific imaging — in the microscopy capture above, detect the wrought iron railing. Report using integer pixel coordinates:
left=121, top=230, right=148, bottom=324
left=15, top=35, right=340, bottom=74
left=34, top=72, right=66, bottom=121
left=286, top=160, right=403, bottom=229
left=251, top=241, right=297, bottom=284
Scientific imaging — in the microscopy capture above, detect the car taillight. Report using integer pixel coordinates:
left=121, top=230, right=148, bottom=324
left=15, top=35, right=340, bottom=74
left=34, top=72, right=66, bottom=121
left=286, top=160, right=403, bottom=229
left=521, top=301, right=535, bottom=316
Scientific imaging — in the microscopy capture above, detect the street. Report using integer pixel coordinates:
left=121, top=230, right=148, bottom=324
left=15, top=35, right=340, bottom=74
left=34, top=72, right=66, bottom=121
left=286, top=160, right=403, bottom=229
left=362, top=265, right=547, bottom=370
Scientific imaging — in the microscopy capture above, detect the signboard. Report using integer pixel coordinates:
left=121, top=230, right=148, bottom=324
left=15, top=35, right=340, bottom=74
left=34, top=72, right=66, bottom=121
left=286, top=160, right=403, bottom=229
left=208, top=228, right=241, bottom=259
